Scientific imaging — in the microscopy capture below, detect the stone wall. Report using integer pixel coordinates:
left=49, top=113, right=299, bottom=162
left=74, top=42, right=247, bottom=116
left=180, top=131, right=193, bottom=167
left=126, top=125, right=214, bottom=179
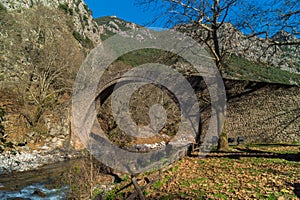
left=89, top=77, right=300, bottom=146
left=223, top=80, right=300, bottom=144
left=92, top=76, right=300, bottom=146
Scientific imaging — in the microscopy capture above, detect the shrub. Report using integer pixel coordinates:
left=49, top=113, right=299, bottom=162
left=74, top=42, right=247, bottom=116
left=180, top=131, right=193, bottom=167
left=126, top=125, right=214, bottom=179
left=83, top=36, right=93, bottom=49
left=73, top=31, right=94, bottom=49
left=68, top=8, right=74, bottom=16
left=83, top=4, right=89, bottom=12
left=0, top=2, right=6, bottom=12
left=58, top=3, right=73, bottom=16
left=83, top=15, right=88, bottom=22
left=73, top=31, right=84, bottom=42
left=0, top=107, right=7, bottom=152
left=58, top=3, right=69, bottom=13
left=76, top=0, right=81, bottom=6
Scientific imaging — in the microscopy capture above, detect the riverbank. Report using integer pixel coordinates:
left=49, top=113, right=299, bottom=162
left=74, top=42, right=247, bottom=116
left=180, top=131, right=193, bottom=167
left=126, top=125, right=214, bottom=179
left=0, top=142, right=167, bottom=175
left=0, top=158, right=88, bottom=199
left=0, top=160, right=74, bottom=199
left=0, top=157, right=115, bottom=199
left=0, top=143, right=85, bottom=174
left=0, top=150, right=84, bottom=175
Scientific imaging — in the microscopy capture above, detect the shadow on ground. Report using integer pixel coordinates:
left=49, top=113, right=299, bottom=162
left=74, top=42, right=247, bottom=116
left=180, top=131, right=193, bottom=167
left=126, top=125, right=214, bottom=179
left=200, top=146, right=300, bottom=162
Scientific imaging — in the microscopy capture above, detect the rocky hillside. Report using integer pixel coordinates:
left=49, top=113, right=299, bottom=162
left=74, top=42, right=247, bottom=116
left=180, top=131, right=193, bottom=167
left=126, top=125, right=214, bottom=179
left=0, top=1, right=88, bottom=153
left=95, top=16, right=300, bottom=85
left=221, top=24, right=300, bottom=75
left=1, top=0, right=101, bottom=45
left=95, top=16, right=138, bottom=41
left=179, top=23, right=300, bottom=79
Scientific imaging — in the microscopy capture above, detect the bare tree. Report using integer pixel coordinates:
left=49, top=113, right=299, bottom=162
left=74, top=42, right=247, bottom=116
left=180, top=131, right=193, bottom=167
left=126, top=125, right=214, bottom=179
left=0, top=5, right=84, bottom=129
left=137, top=0, right=242, bottom=150
left=136, top=0, right=299, bottom=150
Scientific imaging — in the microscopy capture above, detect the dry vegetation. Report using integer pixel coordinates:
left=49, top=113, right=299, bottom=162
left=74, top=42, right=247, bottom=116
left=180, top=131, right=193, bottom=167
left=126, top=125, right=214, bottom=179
left=0, top=5, right=84, bottom=146
left=95, top=145, right=300, bottom=200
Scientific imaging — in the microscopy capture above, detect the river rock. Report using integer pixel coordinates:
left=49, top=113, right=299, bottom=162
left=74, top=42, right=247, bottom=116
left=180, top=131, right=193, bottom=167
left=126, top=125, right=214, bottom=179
left=127, top=141, right=166, bottom=152
left=0, top=150, right=68, bottom=174
left=32, top=188, right=46, bottom=197
left=21, top=146, right=30, bottom=151
left=56, top=139, right=64, bottom=148
left=40, top=145, right=49, bottom=150
left=51, top=137, right=58, bottom=143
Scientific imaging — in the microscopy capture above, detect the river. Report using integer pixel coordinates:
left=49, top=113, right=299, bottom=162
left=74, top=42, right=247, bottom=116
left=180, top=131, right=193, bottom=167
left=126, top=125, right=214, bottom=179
left=0, top=159, right=84, bottom=199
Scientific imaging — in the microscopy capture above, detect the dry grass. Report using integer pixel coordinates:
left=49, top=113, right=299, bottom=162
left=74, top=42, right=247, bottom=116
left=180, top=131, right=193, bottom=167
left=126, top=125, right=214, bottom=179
left=97, top=145, right=300, bottom=200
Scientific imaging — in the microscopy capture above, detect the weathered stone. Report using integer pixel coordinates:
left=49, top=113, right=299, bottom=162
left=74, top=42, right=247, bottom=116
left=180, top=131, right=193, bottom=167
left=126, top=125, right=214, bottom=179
left=32, top=188, right=46, bottom=198
left=221, top=80, right=299, bottom=144
left=51, top=137, right=58, bottom=143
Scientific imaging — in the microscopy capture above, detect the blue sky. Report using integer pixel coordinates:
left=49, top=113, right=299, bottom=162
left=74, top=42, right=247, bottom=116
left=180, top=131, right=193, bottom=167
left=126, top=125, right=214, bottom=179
left=84, top=0, right=160, bottom=27
left=83, top=0, right=299, bottom=37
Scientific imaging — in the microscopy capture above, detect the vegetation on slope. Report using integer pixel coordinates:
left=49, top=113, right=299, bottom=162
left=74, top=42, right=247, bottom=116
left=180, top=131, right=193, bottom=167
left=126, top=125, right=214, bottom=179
left=94, top=16, right=300, bottom=86
left=223, top=55, right=300, bottom=85
left=95, top=16, right=135, bottom=41
left=0, top=4, right=84, bottom=146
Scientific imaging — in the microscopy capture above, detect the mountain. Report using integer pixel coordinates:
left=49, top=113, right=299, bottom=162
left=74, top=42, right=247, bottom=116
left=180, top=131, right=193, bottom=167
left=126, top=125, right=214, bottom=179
left=0, top=1, right=85, bottom=150
left=1, top=0, right=298, bottom=86
left=271, top=30, right=298, bottom=43
left=97, top=17, right=300, bottom=85
left=95, top=16, right=139, bottom=41
left=177, top=22, right=300, bottom=78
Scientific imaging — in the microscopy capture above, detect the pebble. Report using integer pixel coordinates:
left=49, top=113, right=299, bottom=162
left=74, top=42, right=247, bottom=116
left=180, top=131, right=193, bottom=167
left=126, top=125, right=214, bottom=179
left=129, top=141, right=167, bottom=152
left=40, top=145, right=49, bottom=150
left=51, top=137, right=58, bottom=143
left=21, top=146, right=30, bottom=151
left=0, top=141, right=79, bottom=174
left=0, top=151, right=55, bottom=174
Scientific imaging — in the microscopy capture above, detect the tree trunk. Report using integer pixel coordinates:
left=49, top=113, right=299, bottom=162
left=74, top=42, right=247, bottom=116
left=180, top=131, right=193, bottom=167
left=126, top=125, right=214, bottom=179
left=214, top=74, right=228, bottom=151
left=217, top=130, right=228, bottom=151
left=217, top=121, right=228, bottom=151
left=211, top=16, right=228, bottom=151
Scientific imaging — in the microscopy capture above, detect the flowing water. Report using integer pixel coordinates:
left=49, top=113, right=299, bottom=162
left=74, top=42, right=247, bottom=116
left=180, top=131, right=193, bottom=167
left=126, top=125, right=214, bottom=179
left=0, top=184, right=67, bottom=199
left=0, top=159, right=84, bottom=199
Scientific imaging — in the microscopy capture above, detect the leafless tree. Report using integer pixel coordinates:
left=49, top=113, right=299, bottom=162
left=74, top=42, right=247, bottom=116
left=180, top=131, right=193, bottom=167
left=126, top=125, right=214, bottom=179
left=0, top=6, right=84, bottom=128
left=136, top=0, right=299, bottom=150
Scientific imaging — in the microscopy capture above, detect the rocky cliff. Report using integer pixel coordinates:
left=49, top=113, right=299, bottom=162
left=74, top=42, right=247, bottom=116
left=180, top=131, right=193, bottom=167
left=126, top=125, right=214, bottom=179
left=179, top=23, right=300, bottom=78
left=1, top=0, right=101, bottom=45
left=95, top=16, right=300, bottom=85
left=95, top=16, right=139, bottom=41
